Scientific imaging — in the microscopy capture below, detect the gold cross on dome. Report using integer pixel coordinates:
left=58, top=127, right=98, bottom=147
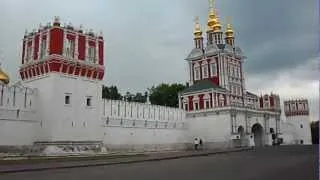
left=194, top=16, right=199, bottom=23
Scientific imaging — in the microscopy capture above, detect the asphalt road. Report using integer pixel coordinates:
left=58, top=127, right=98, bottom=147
left=0, top=145, right=318, bottom=180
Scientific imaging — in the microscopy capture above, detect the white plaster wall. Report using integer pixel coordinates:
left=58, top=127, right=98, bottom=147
left=236, top=112, right=246, bottom=130
left=186, top=112, right=232, bottom=148
left=0, top=117, right=38, bottom=145
left=101, top=100, right=187, bottom=151
left=24, top=73, right=102, bottom=142
left=285, top=115, right=312, bottom=144
left=0, top=84, right=39, bottom=146
left=103, top=127, right=186, bottom=145
left=279, top=123, right=295, bottom=145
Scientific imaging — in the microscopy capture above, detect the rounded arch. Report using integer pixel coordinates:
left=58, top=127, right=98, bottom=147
left=251, top=123, right=264, bottom=147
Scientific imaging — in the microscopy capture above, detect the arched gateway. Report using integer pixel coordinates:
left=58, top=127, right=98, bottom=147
left=251, top=123, right=264, bottom=147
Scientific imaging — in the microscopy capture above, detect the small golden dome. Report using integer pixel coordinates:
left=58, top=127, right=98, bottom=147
left=225, top=17, right=234, bottom=38
left=193, top=16, right=203, bottom=38
left=0, top=66, right=9, bottom=84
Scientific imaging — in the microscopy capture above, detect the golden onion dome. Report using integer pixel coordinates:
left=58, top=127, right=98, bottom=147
left=212, top=19, right=222, bottom=32
left=225, top=17, right=234, bottom=38
left=207, top=0, right=222, bottom=32
left=193, top=16, right=203, bottom=38
left=207, top=9, right=217, bottom=27
left=0, top=66, right=9, bottom=84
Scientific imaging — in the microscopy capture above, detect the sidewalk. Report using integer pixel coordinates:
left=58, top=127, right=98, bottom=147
left=0, top=147, right=250, bottom=174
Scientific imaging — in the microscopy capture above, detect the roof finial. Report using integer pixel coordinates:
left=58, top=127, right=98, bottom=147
left=53, top=16, right=61, bottom=27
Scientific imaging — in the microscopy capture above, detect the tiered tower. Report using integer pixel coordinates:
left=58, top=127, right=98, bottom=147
left=283, top=99, right=312, bottom=144
left=181, top=0, right=246, bottom=111
left=20, top=17, right=105, bottom=144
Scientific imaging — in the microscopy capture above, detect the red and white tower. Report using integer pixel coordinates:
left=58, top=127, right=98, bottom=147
left=21, top=17, right=105, bottom=144
left=20, top=16, right=104, bottom=80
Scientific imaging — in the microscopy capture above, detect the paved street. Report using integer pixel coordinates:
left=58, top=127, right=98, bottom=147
left=0, top=145, right=317, bottom=180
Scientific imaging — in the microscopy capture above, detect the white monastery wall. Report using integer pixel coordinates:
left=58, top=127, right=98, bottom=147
left=101, top=100, right=188, bottom=151
left=186, top=111, right=232, bottom=149
left=0, top=85, right=39, bottom=146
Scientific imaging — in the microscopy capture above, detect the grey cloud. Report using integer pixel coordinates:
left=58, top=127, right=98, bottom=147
left=0, top=0, right=316, bottom=94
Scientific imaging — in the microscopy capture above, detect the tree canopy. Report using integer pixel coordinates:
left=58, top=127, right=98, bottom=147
left=148, top=83, right=186, bottom=107
left=102, top=83, right=187, bottom=107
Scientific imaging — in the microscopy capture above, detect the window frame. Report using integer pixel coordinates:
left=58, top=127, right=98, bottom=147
left=65, top=39, right=75, bottom=58
left=210, top=62, right=217, bottom=77
left=88, top=46, right=97, bottom=63
left=40, top=39, right=47, bottom=59
left=194, top=64, right=201, bottom=81
left=64, top=93, right=72, bottom=105
left=86, top=96, right=92, bottom=107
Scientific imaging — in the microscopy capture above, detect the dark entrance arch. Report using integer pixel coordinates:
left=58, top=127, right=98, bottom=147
left=251, top=123, right=264, bottom=147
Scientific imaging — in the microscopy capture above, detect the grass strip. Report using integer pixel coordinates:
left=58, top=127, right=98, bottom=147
left=0, top=153, right=147, bottom=165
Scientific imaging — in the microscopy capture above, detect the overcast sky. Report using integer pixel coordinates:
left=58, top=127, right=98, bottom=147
left=0, top=0, right=318, bottom=121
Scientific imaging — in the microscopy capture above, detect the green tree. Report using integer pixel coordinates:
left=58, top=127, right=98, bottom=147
left=149, top=83, right=186, bottom=107
left=102, top=85, right=122, bottom=100
left=132, top=92, right=146, bottom=103
left=124, top=91, right=133, bottom=101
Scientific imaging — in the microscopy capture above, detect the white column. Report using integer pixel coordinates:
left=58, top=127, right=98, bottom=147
left=46, top=31, right=50, bottom=56
left=96, top=39, right=99, bottom=64
left=218, top=56, right=222, bottom=87
left=216, top=93, right=219, bottom=107
left=24, top=40, right=28, bottom=63
left=211, top=92, right=215, bottom=108
left=74, top=33, right=79, bottom=60
left=178, top=95, right=182, bottom=109
left=63, top=29, right=67, bottom=56
left=189, top=62, right=193, bottom=85
left=38, top=33, right=42, bottom=60
left=85, top=36, right=89, bottom=61
left=31, top=37, right=34, bottom=62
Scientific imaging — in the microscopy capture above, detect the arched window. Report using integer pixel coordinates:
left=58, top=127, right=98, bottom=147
left=193, top=95, right=199, bottom=110
left=202, top=61, right=209, bottom=78
left=210, top=63, right=217, bottom=77
left=203, top=93, right=211, bottom=109
left=194, top=63, right=201, bottom=80
left=182, top=97, right=188, bottom=111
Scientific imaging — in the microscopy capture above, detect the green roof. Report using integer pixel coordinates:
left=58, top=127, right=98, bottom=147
left=181, top=79, right=225, bottom=94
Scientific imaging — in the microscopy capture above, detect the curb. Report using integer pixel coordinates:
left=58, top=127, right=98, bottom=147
left=0, top=148, right=250, bottom=174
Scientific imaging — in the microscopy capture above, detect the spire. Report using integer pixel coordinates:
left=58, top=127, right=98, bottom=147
left=193, top=16, right=203, bottom=38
